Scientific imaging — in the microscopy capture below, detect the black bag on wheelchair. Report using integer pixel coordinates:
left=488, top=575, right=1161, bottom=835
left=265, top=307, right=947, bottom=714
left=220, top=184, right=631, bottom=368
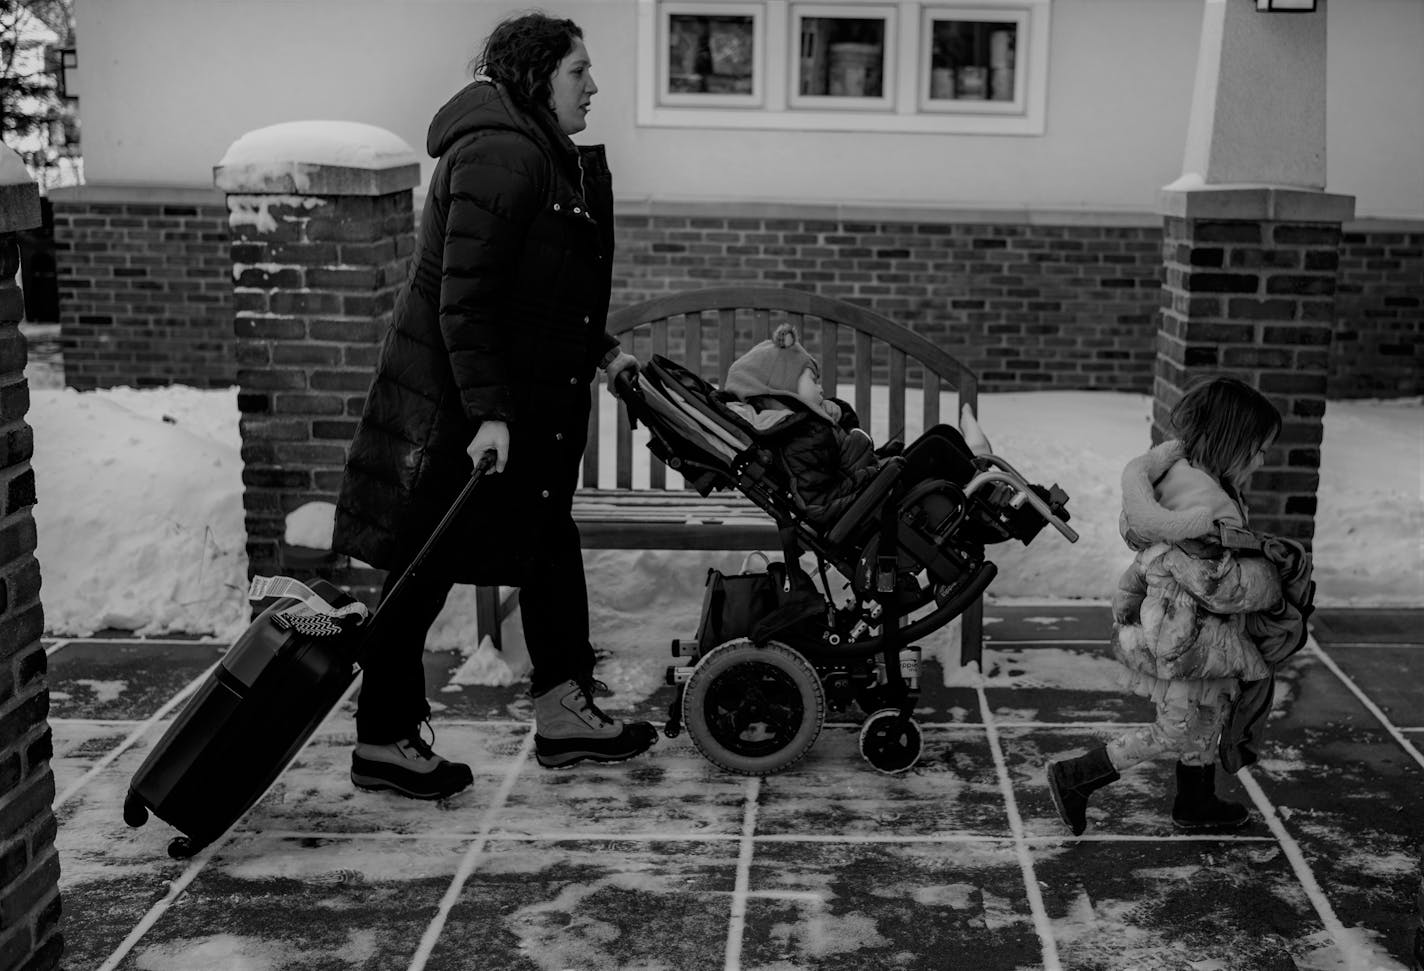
left=693, top=554, right=825, bottom=654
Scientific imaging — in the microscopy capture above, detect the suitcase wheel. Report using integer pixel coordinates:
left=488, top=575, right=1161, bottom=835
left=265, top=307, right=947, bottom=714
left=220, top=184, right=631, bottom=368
left=167, top=837, right=198, bottom=860
left=122, top=792, right=148, bottom=828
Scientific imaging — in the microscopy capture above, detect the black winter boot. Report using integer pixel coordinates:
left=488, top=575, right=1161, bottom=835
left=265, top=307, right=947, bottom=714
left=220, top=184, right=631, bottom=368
left=1047, top=746, right=1120, bottom=837
left=1171, top=761, right=1251, bottom=831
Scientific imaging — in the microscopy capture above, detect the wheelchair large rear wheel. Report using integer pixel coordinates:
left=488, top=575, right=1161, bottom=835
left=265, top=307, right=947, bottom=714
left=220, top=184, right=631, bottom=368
left=683, top=639, right=825, bottom=776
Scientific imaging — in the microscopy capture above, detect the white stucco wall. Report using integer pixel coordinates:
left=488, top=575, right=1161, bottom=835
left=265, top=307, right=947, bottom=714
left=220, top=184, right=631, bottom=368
left=70, top=0, right=1421, bottom=218
left=1326, top=0, right=1424, bottom=220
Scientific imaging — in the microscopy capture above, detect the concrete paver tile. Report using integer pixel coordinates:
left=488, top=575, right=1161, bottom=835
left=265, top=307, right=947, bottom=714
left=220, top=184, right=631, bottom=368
left=741, top=841, right=1043, bottom=970
left=755, top=728, right=1010, bottom=837
left=1033, top=840, right=1325, bottom=970
left=1312, top=644, right=1424, bottom=729
left=420, top=840, right=741, bottom=971
left=46, top=640, right=224, bottom=720
left=102, top=833, right=468, bottom=971
left=495, top=735, right=749, bottom=838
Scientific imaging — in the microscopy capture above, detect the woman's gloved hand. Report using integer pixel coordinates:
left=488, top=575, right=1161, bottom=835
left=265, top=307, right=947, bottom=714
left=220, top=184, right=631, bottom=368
left=603, top=351, right=639, bottom=385
left=468, top=419, right=509, bottom=473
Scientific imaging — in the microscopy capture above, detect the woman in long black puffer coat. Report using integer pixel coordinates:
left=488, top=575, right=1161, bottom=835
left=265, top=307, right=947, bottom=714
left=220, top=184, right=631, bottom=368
left=333, top=13, right=657, bottom=799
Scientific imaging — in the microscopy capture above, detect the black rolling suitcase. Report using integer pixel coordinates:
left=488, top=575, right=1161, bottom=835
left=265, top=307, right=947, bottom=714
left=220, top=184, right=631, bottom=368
left=123, top=455, right=494, bottom=859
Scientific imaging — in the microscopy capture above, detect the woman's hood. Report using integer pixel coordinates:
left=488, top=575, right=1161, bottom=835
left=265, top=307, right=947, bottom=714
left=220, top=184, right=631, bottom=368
left=426, top=80, right=570, bottom=160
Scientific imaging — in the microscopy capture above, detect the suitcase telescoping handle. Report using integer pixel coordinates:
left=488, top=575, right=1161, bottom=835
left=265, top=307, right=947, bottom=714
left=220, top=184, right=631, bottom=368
left=368, top=449, right=497, bottom=630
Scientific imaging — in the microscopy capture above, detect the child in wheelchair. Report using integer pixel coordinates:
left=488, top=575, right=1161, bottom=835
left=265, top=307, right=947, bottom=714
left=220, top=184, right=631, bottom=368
left=611, top=325, right=1076, bottom=776
left=721, top=322, right=1045, bottom=551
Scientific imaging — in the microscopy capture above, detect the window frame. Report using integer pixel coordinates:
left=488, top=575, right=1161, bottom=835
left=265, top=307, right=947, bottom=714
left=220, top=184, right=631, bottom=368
left=787, top=3, right=899, bottom=112
left=917, top=5, right=1030, bottom=115
left=635, top=0, right=1052, bottom=135
left=657, top=1, right=766, bottom=108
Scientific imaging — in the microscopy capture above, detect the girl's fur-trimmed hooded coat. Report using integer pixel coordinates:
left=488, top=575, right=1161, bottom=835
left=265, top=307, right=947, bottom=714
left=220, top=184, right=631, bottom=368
left=1111, top=441, right=1283, bottom=687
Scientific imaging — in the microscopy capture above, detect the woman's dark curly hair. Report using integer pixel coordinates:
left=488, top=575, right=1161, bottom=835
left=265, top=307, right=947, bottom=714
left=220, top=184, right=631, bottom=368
left=474, top=12, right=584, bottom=110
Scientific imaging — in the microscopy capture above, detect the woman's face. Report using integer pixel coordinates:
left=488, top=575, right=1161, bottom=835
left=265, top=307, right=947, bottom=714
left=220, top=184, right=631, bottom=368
left=548, top=38, right=597, bottom=135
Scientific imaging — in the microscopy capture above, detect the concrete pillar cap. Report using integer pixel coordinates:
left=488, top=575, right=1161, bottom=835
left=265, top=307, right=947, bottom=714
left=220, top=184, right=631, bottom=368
left=214, top=120, right=421, bottom=196
left=1159, top=180, right=1355, bottom=223
left=0, top=143, right=40, bottom=232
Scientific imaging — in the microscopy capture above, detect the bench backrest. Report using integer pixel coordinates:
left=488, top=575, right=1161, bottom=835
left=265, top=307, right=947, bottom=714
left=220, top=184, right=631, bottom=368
left=585, top=286, right=979, bottom=490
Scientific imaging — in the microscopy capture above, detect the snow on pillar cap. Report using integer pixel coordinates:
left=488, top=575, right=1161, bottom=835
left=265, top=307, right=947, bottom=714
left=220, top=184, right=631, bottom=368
left=214, top=120, right=421, bottom=196
left=0, top=143, right=40, bottom=233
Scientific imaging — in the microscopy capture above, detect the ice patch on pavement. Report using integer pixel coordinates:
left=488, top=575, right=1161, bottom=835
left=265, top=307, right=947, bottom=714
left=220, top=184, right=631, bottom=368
left=73, top=679, right=126, bottom=703
left=133, top=930, right=378, bottom=970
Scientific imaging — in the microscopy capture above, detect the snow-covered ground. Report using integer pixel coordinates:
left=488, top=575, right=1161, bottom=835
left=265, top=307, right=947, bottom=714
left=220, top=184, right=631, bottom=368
left=21, top=361, right=1423, bottom=696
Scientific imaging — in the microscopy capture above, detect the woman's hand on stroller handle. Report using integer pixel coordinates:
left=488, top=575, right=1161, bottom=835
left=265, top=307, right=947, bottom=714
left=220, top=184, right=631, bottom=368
left=606, top=352, right=641, bottom=399
left=468, top=419, right=509, bottom=474
left=604, top=351, right=639, bottom=383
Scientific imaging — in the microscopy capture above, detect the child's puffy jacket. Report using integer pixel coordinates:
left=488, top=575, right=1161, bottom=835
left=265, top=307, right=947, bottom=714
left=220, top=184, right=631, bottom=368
left=1110, top=442, right=1282, bottom=682
left=726, top=393, right=880, bottom=525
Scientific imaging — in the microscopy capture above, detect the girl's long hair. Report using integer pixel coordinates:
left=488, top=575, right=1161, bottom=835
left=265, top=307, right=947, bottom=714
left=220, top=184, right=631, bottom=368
left=1169, top=377, right=1283, bottom=487
left=474, top=12, right=583, bottom=111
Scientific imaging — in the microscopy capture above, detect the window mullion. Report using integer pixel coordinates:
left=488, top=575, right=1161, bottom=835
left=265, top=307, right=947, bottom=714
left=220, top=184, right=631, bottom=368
left=894, top=1, right=921, bottom=116
left=766, top=0, right=790, bottom=112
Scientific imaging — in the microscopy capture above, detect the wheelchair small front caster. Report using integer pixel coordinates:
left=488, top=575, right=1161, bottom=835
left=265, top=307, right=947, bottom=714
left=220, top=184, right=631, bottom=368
left=122, top=792, right=149, bottom=828
left=167, top=837, right=198, bottom=860
left=859, top=709, right=923, bottom=774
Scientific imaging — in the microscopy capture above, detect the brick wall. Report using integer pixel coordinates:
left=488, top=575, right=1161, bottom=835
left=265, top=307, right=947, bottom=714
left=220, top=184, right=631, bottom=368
left=1334, top=228, right=1424, bottom=397
left=49, top=194, right=231, bottom=390
left=1, top=182, right=63, bottom=971
left=614, top=216, right=1163, bottom=392
left=49, top=192, right=1422, bottom=397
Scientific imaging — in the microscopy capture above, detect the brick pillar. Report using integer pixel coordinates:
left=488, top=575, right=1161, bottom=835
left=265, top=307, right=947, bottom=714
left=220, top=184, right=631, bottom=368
left=214, top=123, right=420, bottom=600
left=0, top=155, right=63, bottom=970
left=1157, top=187, right=1356, bottom=543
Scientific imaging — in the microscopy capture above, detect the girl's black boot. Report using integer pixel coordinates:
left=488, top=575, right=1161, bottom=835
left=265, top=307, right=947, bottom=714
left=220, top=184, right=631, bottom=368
left=1170, top=761, right=1250, bottom=831
left=1047, top=746, right=1120, bottom=836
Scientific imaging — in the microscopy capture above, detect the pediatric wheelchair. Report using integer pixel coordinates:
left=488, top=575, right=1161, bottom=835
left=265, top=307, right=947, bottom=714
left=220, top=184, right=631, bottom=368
left=611, top=354, right=1077, bottom=775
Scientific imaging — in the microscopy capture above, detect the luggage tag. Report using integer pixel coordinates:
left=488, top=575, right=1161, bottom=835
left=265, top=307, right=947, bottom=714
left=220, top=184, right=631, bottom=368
left=247, top=575, right=371, bottom=638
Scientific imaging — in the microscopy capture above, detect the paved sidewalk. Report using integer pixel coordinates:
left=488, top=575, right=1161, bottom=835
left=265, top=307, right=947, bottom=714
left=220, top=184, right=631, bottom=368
left=45, top=605, right=1423, bottom=970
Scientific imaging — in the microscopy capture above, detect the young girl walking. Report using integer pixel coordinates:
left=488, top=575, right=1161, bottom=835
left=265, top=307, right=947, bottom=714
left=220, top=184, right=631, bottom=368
left=1046, top=377, right=1287, bottom=836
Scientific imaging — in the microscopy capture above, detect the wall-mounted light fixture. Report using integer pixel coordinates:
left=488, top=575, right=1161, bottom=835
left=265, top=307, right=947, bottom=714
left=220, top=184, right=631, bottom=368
left=1256, top=0, right=1317, bottom=11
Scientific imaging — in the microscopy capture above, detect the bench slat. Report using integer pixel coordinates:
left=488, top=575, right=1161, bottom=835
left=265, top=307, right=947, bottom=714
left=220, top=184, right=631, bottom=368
left=889, top=346, right=906, bottom=444
left=819, top=318, right=839, bottom=400
left=650, top=321, right=669, bottom=489
left=616, top=391, right=633, bottom=490
left=755, top=308, right=771, bottom=340
left=685, top=310, right=703, bottom=381
left=854, top=330, right=872, bottom=430
left=718, top=308, right=736, bottom=387
left=924, top=370, right=941, bottom=429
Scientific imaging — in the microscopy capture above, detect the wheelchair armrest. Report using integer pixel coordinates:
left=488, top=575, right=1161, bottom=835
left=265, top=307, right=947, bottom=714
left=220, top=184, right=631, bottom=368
left=824, top=457, right=904, bottom=545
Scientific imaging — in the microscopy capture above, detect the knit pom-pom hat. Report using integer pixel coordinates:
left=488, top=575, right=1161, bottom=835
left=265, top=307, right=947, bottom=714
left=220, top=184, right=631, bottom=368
left=723, top=322, right=819, bottom=399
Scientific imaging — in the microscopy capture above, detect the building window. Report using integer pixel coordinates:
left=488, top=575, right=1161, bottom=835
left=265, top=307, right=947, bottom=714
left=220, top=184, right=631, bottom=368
left=920, top=7, right=1028, bottom=113
left=792, top=6, right=896, bottom=109
left=637, top=0, right=1052, bottom=135
left=661, top=4, right=763, bottom=106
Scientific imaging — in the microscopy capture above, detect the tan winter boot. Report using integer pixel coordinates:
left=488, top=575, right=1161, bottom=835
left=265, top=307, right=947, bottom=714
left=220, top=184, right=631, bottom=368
left=351, top=728, right=473, bottom=800
left=533, top=679, right=658, bottom=769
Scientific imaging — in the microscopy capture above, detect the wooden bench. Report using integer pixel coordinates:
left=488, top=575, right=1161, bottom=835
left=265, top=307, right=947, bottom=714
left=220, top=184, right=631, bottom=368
left=474, top=286, right=989, bottom=664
